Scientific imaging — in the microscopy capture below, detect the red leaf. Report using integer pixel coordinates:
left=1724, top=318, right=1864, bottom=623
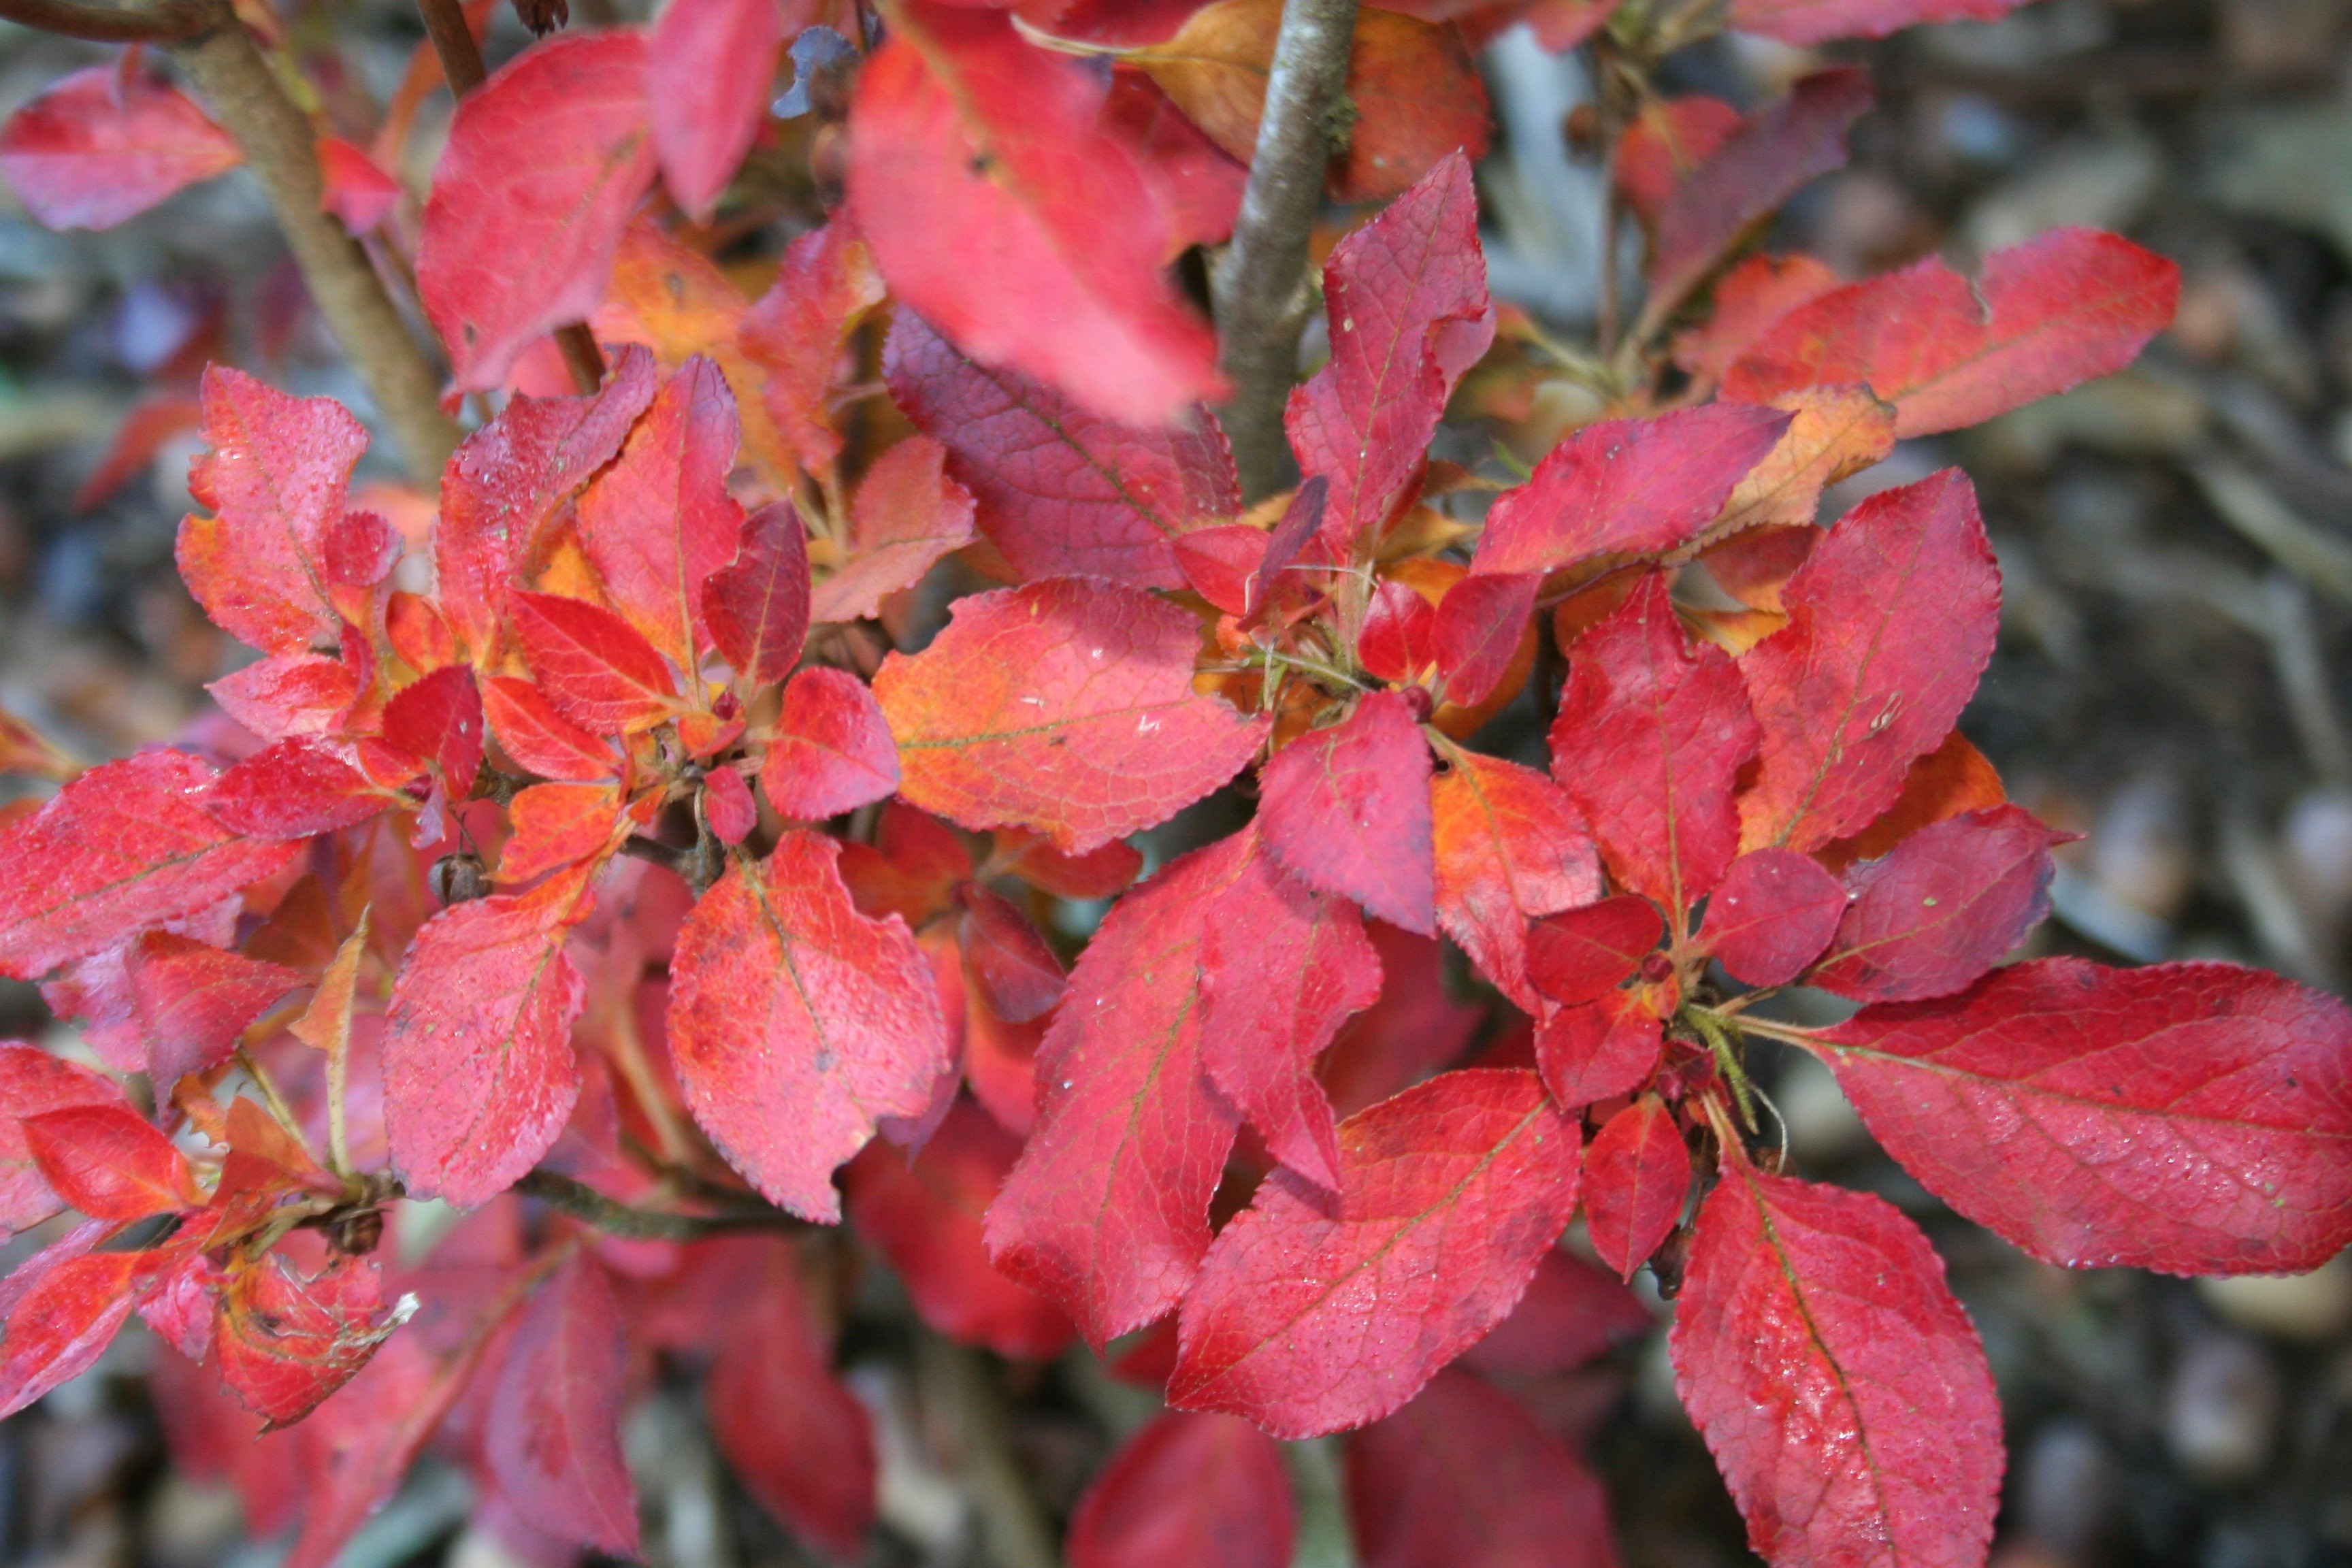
left=487, top=1255, right=639, bottom=1554
left=811, top=436, right=975, bottom=624
left=0, top=751, right=298, bottom=979
left=1695, top=848, right=1846, bottom=987
left=381, top=665, right=485, bottom=800
left=669, top=831, right=948, bottom=1221
left=1818, top=958, right=2352, bottom=1275
left=1670, top=1162, right=2000, bottom=1568
left=1259, top=690, right=1435, bottom=934
left=1736, top=470, right=1999, bottom=853
left=739, top=218, right=886, bottom=478
left=0, top=1047, right=127, bottom=1233
left=1348, top=1369, right=1618, bottom=1568
left=875, top=577, right=1266, bottom=853
left=1101, top=71, right=1245, bottom=255
left=1432, top=753, right=1603, bottom=1013
left=22, top=1102, right=199, bottom=1220
left=124, top=932, right=304, bottom=1092
left=1730, top=0, right=2030, bottom=46
left=1583, top=1096, right=1690, bottom=1281
left=510, top=591, right=681, bottom=734
left=1551, top=575, right=1757, bottom=912
left=707, top=1241, right=876, bottom=1561
left=760, top=667, right=900, bottom=821
left=1812, top=804, right=2059, bottom=1002
left=1673, top=252, right=1844, bottom=387
left=500, top=783, right=631, bottom=885
left=483, top=677, right=621, bottom=783
left=702, top=767, right=757, bottom=846
left=1525, top=896, right=1663, bottom=1010
left=1536, top=981, right=1672, bottom=1109
left=215, top=1251, right=398, bottom=1428
left=1197, top=834, right=1383, bottom=1192
left=177, top=366, right=368, bottom=655
left=1430, top=572, right=1537, bottom=708
left=1169, top=1068, right=1581, bottom=1437
left=0, top=64, right=238, bottom=230
left=1816, top=729, right=2006, bottom=875
left=701, top=501, right=813, bottom=685
left=844, top=1100, right=1075, bottom=1360
left=649, top=0, right=785, bottom=219
left=1067, top=1411, right=1294, bottom=1568
left=883, top=312, right=1237, bottom=588
left=576, top=356, right=746, bottom=667
left=958, top=885, right=1066, bottom=1024
left=1460, top=1247, right=1652, bottom=1376
left=0, top=1247, right=140, bottom=1418
left=1472, top=405, right=1788, bottom=577
left=1648, top=70, right=1872, bottom=312
left=1724, top=229, right=2179, bottom=436
left=1288, top=150, right=1492, bottom=559
left=418, top=33, right=657, bottom=391
left=316, top=135, right=399, bottom=233
left=1359, top=577, right=1439, bottom=684
left=208, top=651, right=360, bottom=743
left=435, top=348, right=657, bottom=658
left=383, top=865, right=598, bottom=1206
left=990, top=829, right=1144, bottom=900
left=848, top=5, right=1219, bottom=427
left=985, top=833, right=1260, bottom=1343
left=1614, top=96, right=1740, bottom=227
left=206, top=738, right=410, bottom=840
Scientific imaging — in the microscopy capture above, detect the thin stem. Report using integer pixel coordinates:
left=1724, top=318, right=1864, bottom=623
left=234, top=1046, right=316, bottom=1156
left=0, top=0, right=210, bottom=39
left=1720, top=1011, right=1824, bottom=1049
left=512, top=1169, right=804, bottom=1241
left=1682, top=1006, right=1757, bottom=1132
left=1210, top=0, right=1361, bottom=500
left=164, top=3, right=459, bottom=484
left=413, top=0, right=605, bottom=391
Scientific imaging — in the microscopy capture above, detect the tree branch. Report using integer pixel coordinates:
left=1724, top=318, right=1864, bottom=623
left=512, top=1169, right=805, bottom=1241
left=0, top=0, right=209, bottom=40
left=1209, top=0, right=1359, bottom=502
left=163, top=3, right=461, bottom=485
left=412, top=0, right=605, bottom=392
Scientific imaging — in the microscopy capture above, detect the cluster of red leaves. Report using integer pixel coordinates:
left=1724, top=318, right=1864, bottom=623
left=1, top=0, right=2347, bottom=1565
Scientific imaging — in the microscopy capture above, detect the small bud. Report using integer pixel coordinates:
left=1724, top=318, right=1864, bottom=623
left=510, top=0, right=567, bottom=35
left=429, top=851, right=488, bottom=906
left=1399, top=685, right=1436, bottom=723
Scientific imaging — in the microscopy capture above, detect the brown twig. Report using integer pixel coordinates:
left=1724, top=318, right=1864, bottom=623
left=411, top=0, right=604, bottom=391
left=1209, top=0, right=1360, bottom=501
left=512, top=1168, right=804, bottom=1241
left=0, top=0, right=208, bottom=38
left=159, top=0, right=460, bottom=484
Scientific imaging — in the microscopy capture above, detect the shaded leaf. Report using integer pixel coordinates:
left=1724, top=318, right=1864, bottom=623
left=215, top=1251, right=397, bottom=1428
left=1524, top=895, right=1662, bottom=1007
left=812, top=436, right=977, bottom=623
left=1348, top=1369, right=1618, bottom=1568
left=1535, top=981, right=1672, bottom=1108
left=1696, top=849, right=1846, bottom=988
left=704, top=501, right=813, bottom=685
left=1067, top=1410, right=1294, bottom=1568
left=124, top=932, right=304, bottom=1092
left=1459, top=1247, right=1652, bottom=1377
left=739, top=218, right=887, bottom=478
left=1812, top=804, right=2060, bottom=1002
left=1583, top=1096, right=1690, bottom=1281
left=487, top=1254, right=639, bottom=1555
left=883, top=312, right=1236, bottom=588
left=22, top=1102, right=199, bottom=1220
left=484, top=676, right=623, bottom=783
left=1259, top=690, right=1436, bottom=934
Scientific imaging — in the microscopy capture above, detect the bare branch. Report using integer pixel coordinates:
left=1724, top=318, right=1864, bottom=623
left=163, top=2, right=461, bottom=483
left=0, top=0, right=209, bottom=40
left=1209, top=0, right=1360, bottom=501
left=413, top=0, right=605, bottom=391
left=512, top=1169, right=806, bottom=1241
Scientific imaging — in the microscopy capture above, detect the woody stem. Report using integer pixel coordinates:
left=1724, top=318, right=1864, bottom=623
left=1210, top=0, right=1360, bottom=500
